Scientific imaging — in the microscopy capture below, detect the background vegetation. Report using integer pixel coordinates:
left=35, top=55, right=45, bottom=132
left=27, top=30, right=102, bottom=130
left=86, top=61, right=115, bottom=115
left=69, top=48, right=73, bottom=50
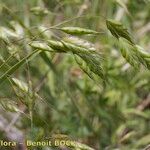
left=0, top=0, right=150, bottom=150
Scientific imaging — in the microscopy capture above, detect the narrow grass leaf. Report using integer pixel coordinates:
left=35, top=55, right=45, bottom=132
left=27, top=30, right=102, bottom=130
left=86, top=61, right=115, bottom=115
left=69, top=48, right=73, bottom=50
left=40, top=52, right=57, bottom=73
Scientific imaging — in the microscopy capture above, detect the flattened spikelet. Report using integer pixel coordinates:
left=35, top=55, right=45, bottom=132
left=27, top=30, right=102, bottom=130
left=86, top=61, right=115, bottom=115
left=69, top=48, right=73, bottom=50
left=29, top=41, right=54, bottom=51
left=119, top=38, right=150, bottom=69
left=64, top=36, right=96, bottom=51
left=0, top=98, right=19, bottom=112
left=0, top=26, right=19, bottom=44
left=75, top=53, right=105, bottom=81
left=60, top=27, right=99, bottom=35
left=106, top=19, right=134, bottom=44
left=75, top=54, right=96, bottom=80
left=47, top=40, right=96, bottom=54
left=11, top=77, right=39, bottom=98
left=107, top=19, right=150, bottom=70
left=0, top=50, right=39, bottom=84
left=11, top=77, right=29, bottom=93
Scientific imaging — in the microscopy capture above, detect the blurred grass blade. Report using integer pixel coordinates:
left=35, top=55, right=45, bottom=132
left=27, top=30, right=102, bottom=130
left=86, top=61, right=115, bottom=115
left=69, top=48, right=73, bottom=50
left=74, top=54, right=105, bottom=82
left=29, top=41, right=54, bottom=52
left=123, top=108, right=149, bottom=119
left=48, top=40, right=96, bottom=54
left=116, top=0, right=130, bottom=15
left=64, top=36, right=96, bottom=51
left=40, top=52, right=57, bottom=73
left=134, top=134, right=150, bottom=148
left=11, top=77, right=29, bottom=93
left=0, top=50, right=39, bottom=84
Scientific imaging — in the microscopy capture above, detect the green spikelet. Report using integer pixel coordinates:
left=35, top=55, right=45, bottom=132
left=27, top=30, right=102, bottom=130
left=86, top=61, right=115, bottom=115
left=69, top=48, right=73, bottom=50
left=47, top=40, right=96, bottom=54
left=74, top=53, right=105, bottom=81
left=47, top=40, right=67, bottom=52
left=74, top=54, right=98, bottom=80
left=106, top=19, right=134, bottom=44
left=29, top=41, right=54, bottom=52
left=63, top=36, right=96, bottom=51
left=119, top=38, right=150, bottom=69
left=0, top=98, right=19, bottom=112
left=60, top=27, right=99, bottom=35
left=107, top=19, right=150, bottom=70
